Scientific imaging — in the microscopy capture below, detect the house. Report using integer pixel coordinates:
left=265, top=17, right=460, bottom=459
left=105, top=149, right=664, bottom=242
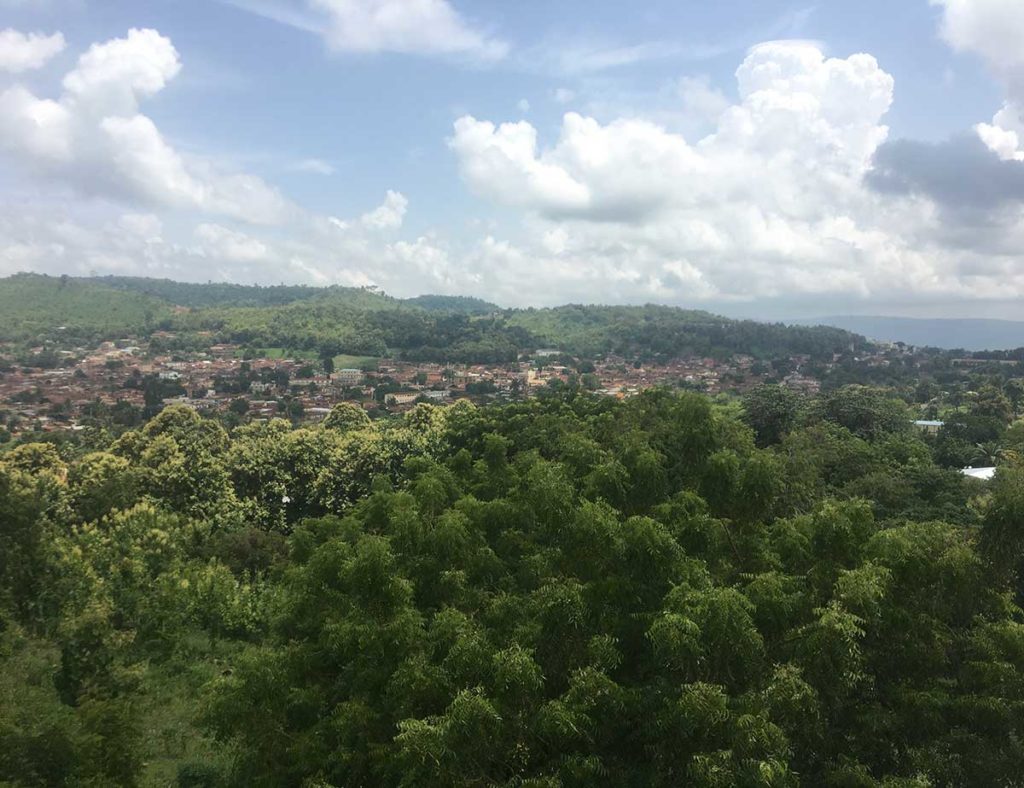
left=913, top=420, right=944, bottom=435
left=386, top=392, right=420, bottom=406
left=961, top=466, right=997, bottom=481
left=331, top=368, right=363, bottom=387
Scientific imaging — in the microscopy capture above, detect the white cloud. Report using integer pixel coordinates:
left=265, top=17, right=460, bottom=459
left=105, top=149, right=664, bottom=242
left=535, top=40, right=685, bottom=76
left=0, top=193, right=425, bottom=288
left=0, top=28, right=291, bottom=224
left=293, top=157, right=336, bottom=175
left=195, top=223, right=270, bottom=262
left=359, top=189, right=407, bottom=230
left=934, top=0, right=1024, bottom=74
left=0, top=29, right=65, bottom=72
left=934, top=1, right=1024, bottom=160
left=10, top=21, right=1024, bottom=313
left=222, top=0, right=507, bottom=61
left=308, top=0, right=506, bottom=60
left=677, top=75, right=730, bottom=124
left=445, top=39, right=1024, bottom=308
left=517, top=98, right=530, bottom=114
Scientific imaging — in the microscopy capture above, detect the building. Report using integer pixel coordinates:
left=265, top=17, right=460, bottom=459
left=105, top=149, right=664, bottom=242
left=913, top=420, right=944, bottom=435
left=961, top=466, right=997, bottom=481
left=331, top=368, right=363, bottom=387
left=386, top=392, right=420, bottom=406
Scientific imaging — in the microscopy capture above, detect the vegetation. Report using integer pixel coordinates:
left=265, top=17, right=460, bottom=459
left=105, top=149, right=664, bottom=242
left=3, top=382, right=1024, bottom=786
left=0, top=274, right=169, bottom=343
left=507, top=304, right=865, bottom=362
left=0, top=274, right=864, bottom=364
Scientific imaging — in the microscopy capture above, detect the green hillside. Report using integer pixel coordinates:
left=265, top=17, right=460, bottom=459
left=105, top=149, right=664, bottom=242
left=83, top=276, right=327, bottom=309
left=0, top=275, right=866, bottom=362
left=508, top=304, right=865, bottom=360
left=404, top=294, right=500, bottom=314
left=0, top=274, right=170, bottom=342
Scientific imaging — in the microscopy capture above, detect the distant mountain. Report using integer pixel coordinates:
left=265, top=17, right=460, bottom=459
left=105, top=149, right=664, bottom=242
left=798, top=315, right=1024, bottom=351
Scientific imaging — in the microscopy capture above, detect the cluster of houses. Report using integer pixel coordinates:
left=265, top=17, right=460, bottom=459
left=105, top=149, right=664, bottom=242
left=0, top=337, right=883, bottom=436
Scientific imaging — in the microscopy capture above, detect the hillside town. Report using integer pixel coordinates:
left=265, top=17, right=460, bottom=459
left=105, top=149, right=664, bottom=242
left=0, top=333, right=918, bottom=438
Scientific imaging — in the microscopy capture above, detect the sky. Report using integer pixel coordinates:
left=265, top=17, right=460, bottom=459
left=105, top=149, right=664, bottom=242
left=2, top=0, right=1024, bottom=319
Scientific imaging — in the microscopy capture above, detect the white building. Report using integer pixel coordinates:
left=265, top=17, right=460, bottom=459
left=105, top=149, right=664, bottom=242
left=331, top=368, right=363, bottom=387
left=386, top=392, right=420, bottom=406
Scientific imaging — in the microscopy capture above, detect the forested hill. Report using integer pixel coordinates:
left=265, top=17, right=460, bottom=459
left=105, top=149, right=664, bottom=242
left=404, top=294, right=500, bottom=314
left=0, top=273, right=866, bottom=362
left=83, top=276, right=330, bottom=309
left=0, top=273, right=171, bottom=340
left=80, top=276, right=500, bottom=313
left=508, top=304, right=865, bottom=359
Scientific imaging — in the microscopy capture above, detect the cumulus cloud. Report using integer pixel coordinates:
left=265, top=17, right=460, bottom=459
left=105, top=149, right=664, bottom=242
left=934, top=1, right=1024, bottom=160
left=444, top=39, right=1024, bottom=308
left=12, top=18, right=1024, bottom=312
left=0, top=28, right=65, bottom=72
left=868, top=134, right=1024, bottom=216
left=935, top=0, right=1024, bottom=74
left=359, top=190, right=408, bottom=230
left=0, top=192, right=428, bottom=288
left=452, top=42, right=893, bottom=227
left=0, top=28, right=291, bottom=224
left=194, top=223, right=270, bottom=263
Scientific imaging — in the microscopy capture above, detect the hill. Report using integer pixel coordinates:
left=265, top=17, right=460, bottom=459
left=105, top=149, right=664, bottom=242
left=404, top=294, right=500, bottom=314
left=799, top=315, right=1024, bottom=351
left=0, top=273, right=170, bottom=342
left=0, top=274, right=866, bottom=362
left=82, top=276, right=327, bottom=309
left=509, top=304, right=865, bottom=360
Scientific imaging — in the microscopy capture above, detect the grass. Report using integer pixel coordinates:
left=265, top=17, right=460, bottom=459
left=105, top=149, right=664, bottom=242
left=333, top=354, right=380, bottom=369
left=234, top=347, right=319, bottom=361
left=137, top=633, right=240, bottom=786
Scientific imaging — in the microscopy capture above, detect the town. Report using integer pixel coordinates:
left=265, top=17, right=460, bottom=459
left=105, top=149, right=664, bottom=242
left=0, top=330, right=891, bottom=438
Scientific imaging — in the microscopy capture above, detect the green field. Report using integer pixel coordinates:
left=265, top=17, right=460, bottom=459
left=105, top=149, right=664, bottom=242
left=332, top=354, right=381, bottom=369
left=239, top=347, right=319, bottom=361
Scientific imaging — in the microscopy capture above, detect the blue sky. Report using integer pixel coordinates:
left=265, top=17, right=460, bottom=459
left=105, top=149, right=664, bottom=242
left=2, top=0, right=1024, bottom=318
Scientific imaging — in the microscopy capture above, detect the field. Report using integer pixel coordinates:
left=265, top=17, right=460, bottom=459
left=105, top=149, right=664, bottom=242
left=332, top=354, right=381, bottom=369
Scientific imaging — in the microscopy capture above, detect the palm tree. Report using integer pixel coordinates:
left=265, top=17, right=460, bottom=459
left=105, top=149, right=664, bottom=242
left=969, top=442, right=1020, bottom=467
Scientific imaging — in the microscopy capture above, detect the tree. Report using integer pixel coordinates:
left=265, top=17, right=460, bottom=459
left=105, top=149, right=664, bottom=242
left=813, top=386, right=909, bottom=441
left=742, top=384, right=802, bottom=447
left=323, top=402, right=371, bottom=432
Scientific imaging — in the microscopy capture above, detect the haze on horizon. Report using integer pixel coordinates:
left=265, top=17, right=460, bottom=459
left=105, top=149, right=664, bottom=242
left=1, top=0, right=1024, bottom=320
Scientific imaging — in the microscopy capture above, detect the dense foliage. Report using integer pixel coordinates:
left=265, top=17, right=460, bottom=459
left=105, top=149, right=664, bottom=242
left=0, top=274, right=169, bottom=343
left=0, top=274, right=864, bottom=364
left=507, top=305, right=868, bottom=362
left=3, top=384, right=1024, bottom=786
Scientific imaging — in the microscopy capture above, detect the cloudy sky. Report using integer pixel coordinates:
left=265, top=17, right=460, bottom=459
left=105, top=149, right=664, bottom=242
left=1, top=0, right=1024, bottom=318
